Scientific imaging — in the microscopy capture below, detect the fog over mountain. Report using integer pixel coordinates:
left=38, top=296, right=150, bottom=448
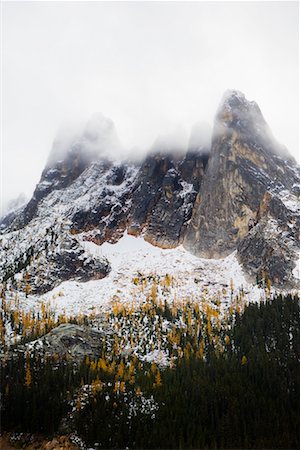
left=1, top=1, right=298, bottom=213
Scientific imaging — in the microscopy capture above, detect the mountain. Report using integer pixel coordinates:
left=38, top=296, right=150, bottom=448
left=1, top=90, right=299, bottom=296
left=1, top=90, right=300, bottom=450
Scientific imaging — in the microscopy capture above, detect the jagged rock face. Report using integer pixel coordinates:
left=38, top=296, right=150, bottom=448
left=179, top=149, right=209, bottom=190
left=143, top=167, right=195, bottom=248
left=69, top=160, right=138, bottom=245
left=237, top=190, right=300, bottom=286
left=128, top=151, right=208, bottom=247
left=21, top=144, right=98, bottom=227
left=128, top=153, right=173, bottom=236
left=184, top=90, right=299, bottom=259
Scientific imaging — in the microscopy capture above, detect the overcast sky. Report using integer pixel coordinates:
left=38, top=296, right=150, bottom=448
left=1, top=1, right=299, bottom=211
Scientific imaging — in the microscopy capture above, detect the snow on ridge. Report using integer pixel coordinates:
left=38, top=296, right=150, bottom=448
left=34, top=232, right=264, bottom=318
left=277, top=189, right=300, bottom=214
left=36, top=161, right=138, bottom=222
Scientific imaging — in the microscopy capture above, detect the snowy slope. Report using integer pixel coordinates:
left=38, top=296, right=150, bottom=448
left=18, top=232, right=265, bottom=318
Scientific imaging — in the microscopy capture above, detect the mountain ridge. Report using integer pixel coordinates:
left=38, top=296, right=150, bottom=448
left=1, top=90, right=299, bottom=291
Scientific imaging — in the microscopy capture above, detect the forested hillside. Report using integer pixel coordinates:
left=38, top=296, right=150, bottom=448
left=2, top=294, right=299, bottom=449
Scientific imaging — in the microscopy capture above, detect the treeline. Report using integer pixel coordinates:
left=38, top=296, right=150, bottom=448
left=1, top=294, right=299, bottom=449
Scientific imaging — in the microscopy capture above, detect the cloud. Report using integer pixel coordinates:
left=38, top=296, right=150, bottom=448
left=2, top=1, right=298, bottom=207
left=47, top=113, right=123, bottom=167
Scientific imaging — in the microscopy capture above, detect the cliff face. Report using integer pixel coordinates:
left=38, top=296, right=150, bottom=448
left=128, top=150, right=208, bottom=248
left=182, top=91, right=300, bottom=285
left=20, top=143, right=97, bottom=227
left=184, top=90, right=297, bottom=256
left=237, top=187, right=300, bottom=286
left=1, top=90, right=299, bottom=290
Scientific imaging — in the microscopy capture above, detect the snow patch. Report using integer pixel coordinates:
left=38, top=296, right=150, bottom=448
left=35, top=233, right=264, bottom=317
left=278, top=189, right=300, bottom=214
left=292, top=251, right=300, bottom=280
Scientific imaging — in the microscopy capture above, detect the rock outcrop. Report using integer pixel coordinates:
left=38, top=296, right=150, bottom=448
left=237, top=188, right=300, bottom=286
left=26, top=323, right=104, bottom=361
left=183, top=91, right=300, bottom=285
left=69, top=160, right=138, bottom=244
left=0, top=219, right=110, bottom=295
left=184, top=90, right=297, bottom=256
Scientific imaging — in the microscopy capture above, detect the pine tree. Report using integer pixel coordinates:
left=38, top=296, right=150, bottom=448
left=241, top=355, right=248, bottom=365
left=154, top=370, right=162, bottom=388
left=25, top=360, right=32, bottom=387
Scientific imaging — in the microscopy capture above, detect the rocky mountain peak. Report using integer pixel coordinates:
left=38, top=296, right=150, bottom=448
left=184, top=91, right=300, bottom=285
left=1, top=90, right=299, bottom=289
left=218, top=89, right=263, bottom=126
left=215, top=89, right=291, bottom=160
left=216, top=90, right=263, bottom=142
left=12, top=114, right=122, bottom=229
left=220, top=89, right=260, bottom=113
